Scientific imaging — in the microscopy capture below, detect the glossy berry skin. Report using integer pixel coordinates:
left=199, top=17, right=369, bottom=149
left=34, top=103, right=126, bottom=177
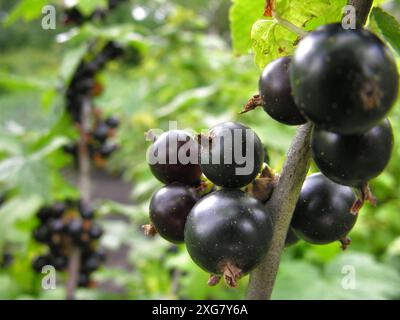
left=200, top=122, right=264, bottom=188
left=312, top=119, right=394, bottom=187
left=291, top=24, right=399, bottom=134
left=150, top=184, right=198, bottom=243
left=292, top=173, right=357, bottom=245
left=147, top=130, right=202, bottom=186
left=259, top=56, right=307, bottom=125
left=185, top=189, right=273, bottom=276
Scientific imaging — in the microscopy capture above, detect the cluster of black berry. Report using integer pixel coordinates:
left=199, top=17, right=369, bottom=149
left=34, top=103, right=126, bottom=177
left=63, top=115, right=120, bottom=167
left=32, top=201, right=105, bottom=288
left=144, top=124, right=274, bottom=287
left=61, top=0, right=126, bottom=26
left=246, top=24, right=398, bottom=248
left=143, top=23, right=399, bottom=288
left=66, top=40, right=124, bottom=123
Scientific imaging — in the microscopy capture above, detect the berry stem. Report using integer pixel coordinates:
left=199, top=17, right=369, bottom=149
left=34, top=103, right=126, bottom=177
left=273, top=12, right=308, bottom=38
left=245, top=0, right=374, bottom=300
left=65, top=95, right=92, bottom=300
left=246, top=123, right=313, bottom=299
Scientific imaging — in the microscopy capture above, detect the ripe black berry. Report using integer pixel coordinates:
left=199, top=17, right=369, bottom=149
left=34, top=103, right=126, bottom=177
left=33, top=225, right=50, bottom=243
left=199, top=122, right=264, bottom=188
left=259, top=56, right=306, bottom=125
left=79, top=201, right=95, bottom=219
left=99, top=143, right=118, bottom=158
left=150, top=184, right=198, bottom=244
left=184, top=189, right=273, bottom=286
left=291, top=24, right=399, bottom=134
left=89, top=224, right=104, bottom=240
left=52, top=202, right=66, bottom=218
left=63, top=144, right=78, bottom=156
left=93, top=122, right=110, bottom=143
left=67, top=219, right=83, bottom=240
left=311, top=119, right=394, bottom=187
left=82, top=254, right=100, bottom=273
left=32, top=255, right=49, bottom=272
left=147, top=130, right=202, bottom=186
left=50, top=254, right=68, bottom=271
left=105, top=116, right=120, bottom=128
left=49, top=219, right=65, bottom=234
left=78, top=273, right=90, bottom=287
left=102, top=41, right=124, bottom=60
left=292, top=173, right=357, bottom=245
left=37, top=206, right=57, bottom=222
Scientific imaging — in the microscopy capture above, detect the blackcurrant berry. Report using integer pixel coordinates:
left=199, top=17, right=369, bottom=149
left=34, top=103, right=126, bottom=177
left=259, top=56, right=307, bottom=125
left=89, top=224, right=103, bottom=240
left=50, top=254, right=68, bottom=271
left=78, top=273, right=90, bottom=287
left=82, top=255, right=100, bottom=273
left=105, top=116, right=120, bottom=128
left=99, top=143, right=118, bottom=158
left=95, top=249, right=107, bottom=262
left=33, top=225, right=50, bottom=243
left=200, top=122, right=264, bottom=188
left=291, top=24, right=399, bottom=135
left=67, top=219, right=83, bottom=240
left=0, top=252, right=13, bottom=268
left=147, top=130, right=202, bottom=186
left=36, top=207, right=53, bottom=222
left=311, top=119, right=394, bottom=187
left=102, top=41, right=124, bottom=60
left=63, top=144, right=78, bottom=156
left=93, top=122, right=110, bottom=143
left=185, top=189, right=273, bottom=286
left=32, top=255, right=49, bottom=273
left=79, top=201, right=95, bottom=219
left=150, top=184, right=198, bottom=244
left=52, top=202, right=66, bottom=218
left=49, top=219, right=65, bottom=234
left=291, top=173, right=357, bottom=245
left=61, top=7, right=85, bottom=26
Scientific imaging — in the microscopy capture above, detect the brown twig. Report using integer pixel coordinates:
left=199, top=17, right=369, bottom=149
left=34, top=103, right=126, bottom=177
left=246, top=123, right=313, bottom=300
left=65, top=96, right=92, bottom=300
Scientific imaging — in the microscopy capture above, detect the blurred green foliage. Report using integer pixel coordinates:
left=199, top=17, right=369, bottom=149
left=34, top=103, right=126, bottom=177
left=0, top=0, right=400, bottom=300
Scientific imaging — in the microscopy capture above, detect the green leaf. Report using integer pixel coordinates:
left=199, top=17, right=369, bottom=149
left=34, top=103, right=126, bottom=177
left=77, top=0, right=108, bottom=16
left=0, top=195, right=42, bottom=245
left=251, top=19, right=298, bottom=69
left=273, top=252, right=400, bottom=299
left=275, top=0, right=346, bottom=30
left=371, top=7, right=400, bottom=56
left=0, top=136, right=68, bottom=196
left=155, top=86, right=218, bottom=118
left=251, top=0, right=347, bottom=69
left=229, top=0, right=265, bottom=55
left=3, top=0, right=49, bottom=27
